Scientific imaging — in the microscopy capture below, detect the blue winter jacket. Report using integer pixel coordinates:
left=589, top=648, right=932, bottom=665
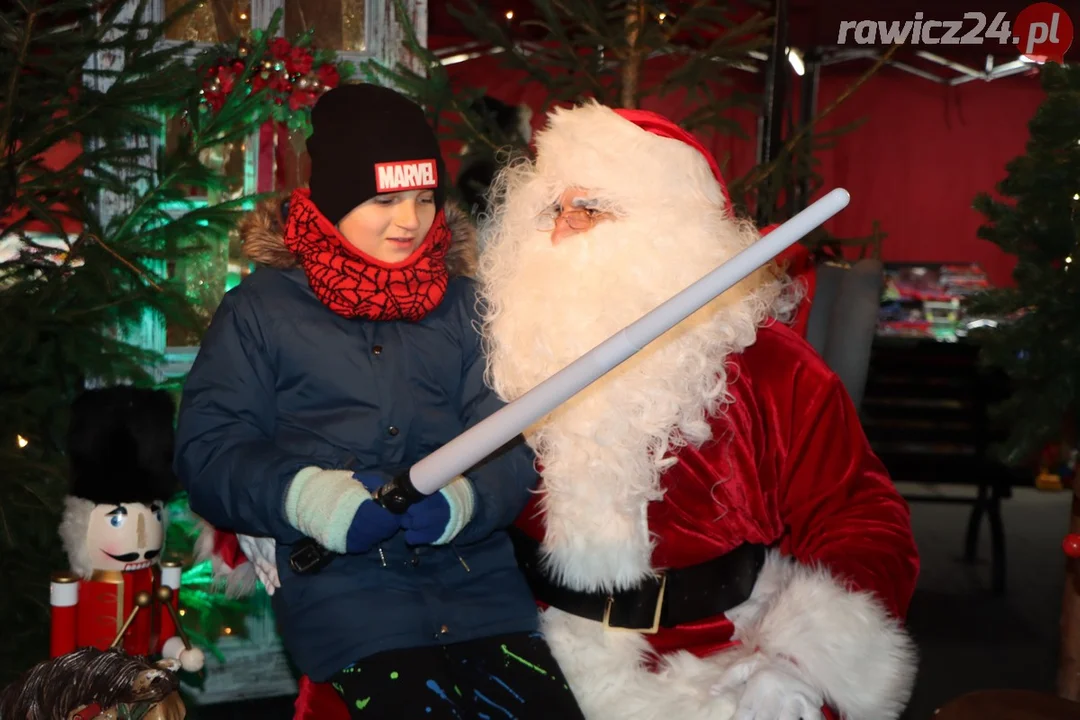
left=173, top=200, right=541, bottom=682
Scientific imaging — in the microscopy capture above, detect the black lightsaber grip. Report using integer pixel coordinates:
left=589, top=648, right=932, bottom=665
left=372, top=471, right=426, bottom=514
left=288, top=472, right=424, bottom=575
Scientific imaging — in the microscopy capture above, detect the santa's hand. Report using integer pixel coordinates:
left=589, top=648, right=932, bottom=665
left=711, top=653, right=824, bottom=720
left=236, top=533, right=280, bottom=595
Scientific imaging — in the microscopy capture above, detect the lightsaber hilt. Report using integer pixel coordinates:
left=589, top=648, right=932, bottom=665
left=371, top=470, right=424, bottom=514
left=289, top=472, right=422, bottom=575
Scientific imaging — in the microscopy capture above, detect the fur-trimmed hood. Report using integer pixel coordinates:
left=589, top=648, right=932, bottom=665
left=237, top=192, right=479, bottom=278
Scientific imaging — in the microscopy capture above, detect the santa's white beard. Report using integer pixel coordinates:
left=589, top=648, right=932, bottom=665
left=477, top=181, right=788, bottom=593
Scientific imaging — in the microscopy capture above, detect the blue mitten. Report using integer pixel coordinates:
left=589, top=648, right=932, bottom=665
left=402, top=476, right=476, bottom=545
left=284, top=467, right=401, bottom=554
left=346, top=472, right=401, bottom=553
left=346, top=499, right=401, bottom=553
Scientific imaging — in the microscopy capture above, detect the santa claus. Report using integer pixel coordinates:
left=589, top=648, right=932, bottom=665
left=472, top=101, right=920, bottom=720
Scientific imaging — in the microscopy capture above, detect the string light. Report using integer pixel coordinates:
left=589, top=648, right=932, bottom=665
left=179, top=609, right=186, bottom=616
left=223, top=627, right=233, bottom=635
left=787, top=47, right=805, bottom=76
left=238, top=12, right=248, bottom=20
left=505, top=10, right=514, bottom=20
left=658, top=12, right=667, bottom=22
left=16, top=435, right=27, bottom=448
left=1074, top=193, right=1079, bottom=200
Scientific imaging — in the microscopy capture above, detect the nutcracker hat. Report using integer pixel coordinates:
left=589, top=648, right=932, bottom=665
left=531, top=101, right=732, bottom=212
left=66, top=386, right=179, bottom=506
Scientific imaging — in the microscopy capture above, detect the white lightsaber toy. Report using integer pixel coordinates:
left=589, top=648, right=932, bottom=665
left=288, top=189, right=850, bottom=572
left=372, top=188, right=851, bottom=512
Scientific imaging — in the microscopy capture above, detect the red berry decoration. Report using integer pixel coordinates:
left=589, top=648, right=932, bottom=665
left=1063, top=534, right=1080, bottom=558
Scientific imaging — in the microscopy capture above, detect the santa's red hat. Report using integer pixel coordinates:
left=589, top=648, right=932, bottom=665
left=610, top=108, right=733, bottom=210
left=531, top=101, right=732, bottom=213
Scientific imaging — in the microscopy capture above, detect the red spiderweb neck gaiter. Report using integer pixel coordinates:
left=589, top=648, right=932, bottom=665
left=282, top=189, right=452, bottom=321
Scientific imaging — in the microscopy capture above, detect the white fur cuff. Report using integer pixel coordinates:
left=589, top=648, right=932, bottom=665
left=733, top=552, right=918, bottom=720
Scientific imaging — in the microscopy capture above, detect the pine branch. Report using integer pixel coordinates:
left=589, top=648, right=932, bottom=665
left=0, top=0, right=273, bottom=685
left=0, top=6, right=35, bottom=163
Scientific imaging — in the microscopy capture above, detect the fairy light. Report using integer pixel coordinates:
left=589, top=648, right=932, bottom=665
left=505, top=10, right=514, bottom=20
left=223, top=627, right=233, bottom=635
left=179, top=609, right=186, bottom=616
left=658, top=12, right=667, bottom=22
left=16, top=435, right=28, bottom=448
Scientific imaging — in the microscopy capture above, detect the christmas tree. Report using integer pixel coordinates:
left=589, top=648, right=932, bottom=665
left=966, top=61, right=1080, bottom=468
left=0, top=0, right=273, bottom=685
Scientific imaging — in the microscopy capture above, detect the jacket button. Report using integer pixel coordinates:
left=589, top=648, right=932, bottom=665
left=372, top=345, right=382, bottom=356
left=388, top=426, right=399, bottom=436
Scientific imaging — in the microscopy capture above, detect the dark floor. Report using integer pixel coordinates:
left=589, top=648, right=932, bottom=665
left=899, top=482, right=1068, bottom=719
left=184, top=483, right=1072, bottom=719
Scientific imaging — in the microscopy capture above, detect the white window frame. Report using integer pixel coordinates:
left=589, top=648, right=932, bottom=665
left=92, top=0, right=429, bottom=380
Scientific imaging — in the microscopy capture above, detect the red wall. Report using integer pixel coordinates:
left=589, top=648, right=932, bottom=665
left=813, top=66, right=1044, bottom=287
left=445, top=55, right=1046, bottom=288
left=2, top=136, right=84, bottom=234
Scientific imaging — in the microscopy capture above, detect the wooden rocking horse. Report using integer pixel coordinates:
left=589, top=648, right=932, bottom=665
left=0, top=646, right=185, bottom=720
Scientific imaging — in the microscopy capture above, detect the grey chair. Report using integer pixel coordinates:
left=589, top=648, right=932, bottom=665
left=804, top=258, right=885, bottom=413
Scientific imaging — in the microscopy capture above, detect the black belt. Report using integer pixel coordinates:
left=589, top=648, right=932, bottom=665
left=509, top=526, right=766, bottom=633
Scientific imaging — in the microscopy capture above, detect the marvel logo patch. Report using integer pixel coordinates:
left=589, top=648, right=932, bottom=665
left=374, top=160, right=438, bottom=192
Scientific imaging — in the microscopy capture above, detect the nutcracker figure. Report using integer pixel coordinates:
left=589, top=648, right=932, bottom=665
left=51, top=386, right=204, bottom=673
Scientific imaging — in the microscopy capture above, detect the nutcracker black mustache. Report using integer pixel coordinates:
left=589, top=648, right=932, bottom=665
left=104, top=550, right=160, bottom=562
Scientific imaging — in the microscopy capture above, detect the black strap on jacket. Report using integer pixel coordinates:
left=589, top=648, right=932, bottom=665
left=508, top=526, right=766, bottom=633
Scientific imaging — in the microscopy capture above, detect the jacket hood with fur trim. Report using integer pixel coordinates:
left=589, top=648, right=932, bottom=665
left=237, top=192, right=479, bottom=279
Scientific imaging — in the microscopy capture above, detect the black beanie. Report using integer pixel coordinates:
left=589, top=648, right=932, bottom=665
left=307, top=83, right=446, bottom=226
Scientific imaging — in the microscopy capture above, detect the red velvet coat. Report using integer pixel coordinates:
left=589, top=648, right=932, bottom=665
left=513, top=322, right=920, bottom=719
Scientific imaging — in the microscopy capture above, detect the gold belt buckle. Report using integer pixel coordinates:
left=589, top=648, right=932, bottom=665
left=602, top=574, right=667, bottom=635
